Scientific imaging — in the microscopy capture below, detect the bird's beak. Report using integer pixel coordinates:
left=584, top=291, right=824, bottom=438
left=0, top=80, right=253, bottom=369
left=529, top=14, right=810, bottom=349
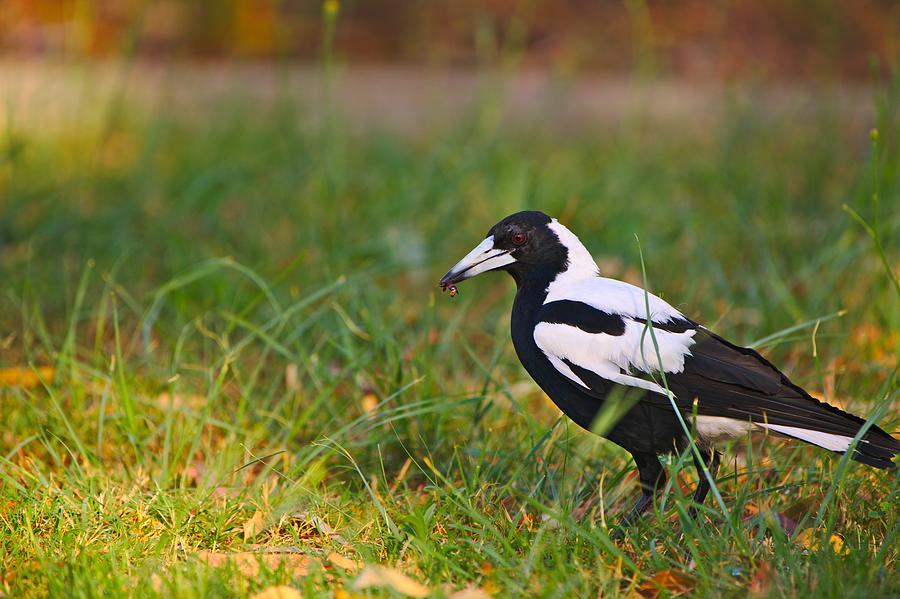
left=439, top=235, right=516, bottom=290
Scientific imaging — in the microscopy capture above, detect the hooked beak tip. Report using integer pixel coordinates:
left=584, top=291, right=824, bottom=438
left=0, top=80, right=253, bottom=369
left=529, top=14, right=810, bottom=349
left=438, top=272, right=461, bottom=296
left=438, top=236, right=514, bottom=298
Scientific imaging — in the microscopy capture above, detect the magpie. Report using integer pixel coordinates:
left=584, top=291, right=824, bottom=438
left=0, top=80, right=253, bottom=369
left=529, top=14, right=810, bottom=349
left=439, top=210, right=899, bottom=526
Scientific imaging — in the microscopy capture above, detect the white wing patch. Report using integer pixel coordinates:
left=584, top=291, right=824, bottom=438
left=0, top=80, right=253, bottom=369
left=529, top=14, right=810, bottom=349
left=762, top=424, right=855, bottom=452
left=533, top=320, right=696, bottom=398
left=691, top=418, right=858, bottom=451
left=546, top=276, right=686, bottom=323
left=544, top=352, right=589, bottom=389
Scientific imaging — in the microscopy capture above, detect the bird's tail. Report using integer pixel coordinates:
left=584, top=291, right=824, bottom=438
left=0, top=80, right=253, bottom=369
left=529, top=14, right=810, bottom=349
left=763, top=421, right=900, bottom=469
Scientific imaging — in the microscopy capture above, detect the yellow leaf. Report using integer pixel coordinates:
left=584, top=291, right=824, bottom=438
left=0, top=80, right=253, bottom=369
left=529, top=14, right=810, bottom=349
left=794, top=527, right=814, bottom=549
left=250, top=587, right=302, bottom=599
left=244, top=510, right=265, bottom=542
left=361, top=393, right=378, bottom=414
left=828, top=533, right=848, bottom=554
left=353, top=565, right=429, bottom=597
left=0, top=366, right=54, bottom=388
left=794, top=528, right=849, bottom=554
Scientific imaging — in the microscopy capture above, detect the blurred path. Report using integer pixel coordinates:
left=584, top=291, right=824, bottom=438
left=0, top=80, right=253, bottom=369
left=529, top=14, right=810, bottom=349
left=0, top=61, right=877, bottom=135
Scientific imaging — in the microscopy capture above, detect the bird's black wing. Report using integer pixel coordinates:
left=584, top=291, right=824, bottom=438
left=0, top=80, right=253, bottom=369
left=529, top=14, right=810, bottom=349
left=531, top=283, right=899, bottom=468
left=662, top=328, right=900, bottom=468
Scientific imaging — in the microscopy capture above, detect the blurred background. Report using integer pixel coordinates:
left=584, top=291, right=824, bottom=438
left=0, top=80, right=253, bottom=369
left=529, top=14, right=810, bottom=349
left=0, top=0, right=897, bottom=354
left=1, top=0, right=896, bottom=76
left=2, top=0, right=897, bottom=134
left=0, top=1, right=897, bottom=350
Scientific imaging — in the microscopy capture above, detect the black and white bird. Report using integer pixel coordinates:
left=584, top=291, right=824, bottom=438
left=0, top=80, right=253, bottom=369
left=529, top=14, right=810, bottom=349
left=439, top=210, right=899, bottom=526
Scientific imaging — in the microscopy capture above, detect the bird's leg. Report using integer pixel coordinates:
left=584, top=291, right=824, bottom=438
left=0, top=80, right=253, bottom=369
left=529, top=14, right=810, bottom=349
left=688, top=447, right=720, bottom=519
left=612, top=452, right=665, bottom=538
left=620, top=491, right=655, bottom=526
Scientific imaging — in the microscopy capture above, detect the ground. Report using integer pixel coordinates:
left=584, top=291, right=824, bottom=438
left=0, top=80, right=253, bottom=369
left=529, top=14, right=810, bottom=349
left=0, top=65, right=898, bottom=598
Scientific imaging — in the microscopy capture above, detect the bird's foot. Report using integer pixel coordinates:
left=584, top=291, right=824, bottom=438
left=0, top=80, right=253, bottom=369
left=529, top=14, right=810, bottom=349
left=609, top=492, right=655, bottom=540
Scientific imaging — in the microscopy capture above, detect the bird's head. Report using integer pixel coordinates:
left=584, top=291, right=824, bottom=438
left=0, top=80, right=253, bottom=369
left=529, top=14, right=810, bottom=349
left=439, top=210, right=595, bottom=292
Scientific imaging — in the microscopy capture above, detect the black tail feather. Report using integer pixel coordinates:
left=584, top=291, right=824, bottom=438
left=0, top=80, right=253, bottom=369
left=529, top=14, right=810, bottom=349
left=851, top=427, right=900, bottom=469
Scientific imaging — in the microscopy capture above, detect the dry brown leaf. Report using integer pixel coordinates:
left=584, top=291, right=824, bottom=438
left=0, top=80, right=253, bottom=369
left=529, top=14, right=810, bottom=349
left=572, top=494, right=598, bottom=520
left=244, top=510, right=266, bottom=542
left=748, top=560, right=773, bottom=596
left=636, top=569, right=694, bottom=598
left=780, top=495, right=820, bottom=523
left=250, top=586, right=302, bottom=599
left=0, top=366, right=54, bottom=388
left=353, top=565, right=429, bottom=597
left=196, top=551, right=312, bottom=577
left=327, top=552, right=361, bottom=572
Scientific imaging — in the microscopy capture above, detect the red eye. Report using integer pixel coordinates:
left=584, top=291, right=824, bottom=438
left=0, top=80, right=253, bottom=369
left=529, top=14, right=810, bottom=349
left=512, top=231, right=526, bottom=246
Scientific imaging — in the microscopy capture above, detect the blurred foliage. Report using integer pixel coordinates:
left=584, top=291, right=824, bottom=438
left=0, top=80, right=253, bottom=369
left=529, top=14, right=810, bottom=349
left=0, top=0, right=897, bottom=78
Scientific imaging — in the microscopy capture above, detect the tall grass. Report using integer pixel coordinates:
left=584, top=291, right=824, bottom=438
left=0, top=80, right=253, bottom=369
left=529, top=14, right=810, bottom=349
left=0, top=70, right=898, bottom=597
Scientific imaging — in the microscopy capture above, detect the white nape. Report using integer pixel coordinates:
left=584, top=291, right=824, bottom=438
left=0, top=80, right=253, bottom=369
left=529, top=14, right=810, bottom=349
left=545, top=219, right=600, bottom=288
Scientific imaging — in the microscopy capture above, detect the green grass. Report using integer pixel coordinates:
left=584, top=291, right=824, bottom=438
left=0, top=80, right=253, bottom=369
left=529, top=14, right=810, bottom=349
left=1, top=72, right=899, bottom=598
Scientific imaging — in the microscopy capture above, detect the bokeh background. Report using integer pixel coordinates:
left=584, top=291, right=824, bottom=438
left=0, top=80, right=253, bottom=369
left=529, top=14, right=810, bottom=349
left=1, top=0, right=897, bottom=78
left=1, top=2, right=898, bottom=597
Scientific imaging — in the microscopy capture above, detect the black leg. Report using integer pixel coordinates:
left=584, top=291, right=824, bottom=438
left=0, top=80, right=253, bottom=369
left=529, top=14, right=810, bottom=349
left=613, top=452, right=665, bottom=537
left=688, top=447, right=720, bottom=518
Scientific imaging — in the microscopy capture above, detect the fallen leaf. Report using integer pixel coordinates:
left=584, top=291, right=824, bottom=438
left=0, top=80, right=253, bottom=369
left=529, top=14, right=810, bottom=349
left=328, top=552, right=361, bottom=572
left=572, top=494, right=598, bottom=519
left=794, top=528, right=848, bottom=555
left=196, top=551, right=312, bottom=577
left=353, top=565, right=429, bottom=597
left=250, top=587, right=302, bottom=599
left=361, top=393, right=378, bottom=414
left=748, top=560, right=773, bottom=596
left=675, top=472, right=694, bottom=496
left=637, top=569, right=694, bottom=598
left=244, top=510, right=266, bottom=542
left=448, top=585, right=493, bottom=599
left=0, top=366, right=54, bottom=388
left=828, top=533, right=847, bottom=554
left=780, top=495, right=820, bottom=523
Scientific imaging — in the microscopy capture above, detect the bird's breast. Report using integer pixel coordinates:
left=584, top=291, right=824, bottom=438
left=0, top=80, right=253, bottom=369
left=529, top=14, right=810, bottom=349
left=510, top=293, right=611, bottom=430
